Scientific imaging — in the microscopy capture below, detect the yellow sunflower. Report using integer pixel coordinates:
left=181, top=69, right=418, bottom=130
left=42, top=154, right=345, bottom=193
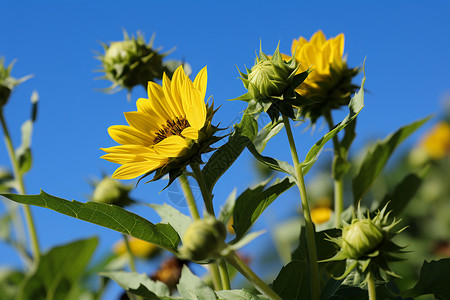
left=286, top=30, right=359, bottom=123
left=101, top=65, right=218, bottom=181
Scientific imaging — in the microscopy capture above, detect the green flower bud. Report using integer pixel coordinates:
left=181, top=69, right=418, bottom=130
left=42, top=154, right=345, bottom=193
left=179, top=218, right=226, bottom=262
left=97, top=31, right=167, bottom=95
left=91, top=177, right=133, bottom=207
left=0, top=59, right=32, bottom=108
left=342, top=219, right=383, bottom=259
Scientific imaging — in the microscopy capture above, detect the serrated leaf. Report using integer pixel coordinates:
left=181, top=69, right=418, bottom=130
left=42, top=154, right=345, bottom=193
left=100, top=271, right=170, bottom=299
left=272, top=260, right=309, bottom=300
left=233, top=176, right=294, bottom=241
left=301, top=74, right=365, bottom=175
left=1, top=191, right=180, bottom=251
left=148, top=203, right=192, bottom=238
left=17, top=237, right=98, bottom=300
left=216, top=289, right=264, bottom=300
left=177, top=265, right=217, bottom=300
left=408, top=258, right=450, bottom=299
left=352, top=116, right=430, bottom=203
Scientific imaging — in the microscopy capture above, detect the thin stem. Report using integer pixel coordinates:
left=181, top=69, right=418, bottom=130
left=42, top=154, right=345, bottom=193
left=367, top=271, right=377, bottom=300
left=324, top=110, right=344, bottom=228
left=0, top=110, right=40, bottom=261
left=282, top=115, right=320, bottom=300
left=226, top=252, right=282, bottom=300
left=122, top=234, right=137, bottom=272
left=190, top=164, right=214, bottom=216
left=209, top=262, right=223, bottom=290
left=179, top=173, right=200, bottom=220
left=218, top=259, right=231, bottom=290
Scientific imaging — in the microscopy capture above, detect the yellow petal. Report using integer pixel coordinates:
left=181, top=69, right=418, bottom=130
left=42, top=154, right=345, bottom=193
left=161, top=72, right=182, bottom=119
left=112, top=160, right=164, bottom=180
left=100, top=152, right=140, bottom=164
left=101, top=144, right=152, bottom=154
left=182, top=79, right=206, bottom=129
left=152, top=135, right=189, bottom=157
left=108, top=125, right=153, bottom=146
left=147, top=81, right=174, bottom=121
left=181, top=127, right=199, bottom=140
left=311, top=30, right=325, bottom=47
left=125, top=111, right=160, bottom=136
left=193, top=66, right=208, bottom=101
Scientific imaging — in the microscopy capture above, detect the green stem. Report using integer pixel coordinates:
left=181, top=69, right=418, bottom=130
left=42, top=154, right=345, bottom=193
left=190, top=164, right=214, bottom=216
left=282, top=115, right=320, bottom=300
left=122, top=234, right=137, bottom=272
left=218, top=259, right=231, bottom=290
left=209, top=262, right=223, bottom=290
left=367, top=271, right=376, bottom=300
left=179, top=173, right=200, bottom=220
left=0, top=109, right=40, bottom=261
left=226, top=252, right=282, bottom=300
left=189, top=164, right=230, bottom=291
left=324, top=110, right=344, bottom=228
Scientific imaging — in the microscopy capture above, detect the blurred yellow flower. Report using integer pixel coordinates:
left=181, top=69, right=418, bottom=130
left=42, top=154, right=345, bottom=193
left=102, top=65, right=218, bottom=181
left=420, top=122, right=450, bottom=159
left=291, top=30, right=344, bottom=90
left=311, top=206, right=332, bottom=225
left=114, top=236, right=159, bottom=259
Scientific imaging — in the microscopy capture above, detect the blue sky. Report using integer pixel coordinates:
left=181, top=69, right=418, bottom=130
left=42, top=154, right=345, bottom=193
left=1, top=0, right=449, bottom=297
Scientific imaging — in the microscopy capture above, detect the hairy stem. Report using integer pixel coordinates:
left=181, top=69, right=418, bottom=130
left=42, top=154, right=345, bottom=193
left=179, top=173, right=200, bottom=220
left=0, top=109, right=40, bottom=261
left=282, top=115, right=320, bottom=300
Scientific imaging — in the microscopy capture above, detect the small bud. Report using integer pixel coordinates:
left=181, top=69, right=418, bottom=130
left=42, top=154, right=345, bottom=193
left=342, top=219, right=383, bottom=259
left=0, top=59, right=32, bottom=108
left=178, top=217, right=226, bottom=262
left=91, top=177, right=133, bottom=207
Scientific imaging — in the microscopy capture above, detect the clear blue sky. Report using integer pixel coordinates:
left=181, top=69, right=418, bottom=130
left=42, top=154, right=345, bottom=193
left=1, top=0, right=449, bottom=297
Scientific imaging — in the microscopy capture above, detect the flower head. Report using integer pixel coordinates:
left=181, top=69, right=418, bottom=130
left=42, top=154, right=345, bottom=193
left=97, top=31, right=167, bottom=96
left=322, top=204, right=406, bottom=285
left=114, top=236, right=160, bottom=259
left=420, top=122, right=450, bottom=160
left=236, top=44, right=309, bottom=122
left=90, top=176, right=134, bottom=207
left=289, top=30, right=359, bottom=123
left=101, top=65, right=220, bottom=184
left=178, top=217, right=227, bottom=262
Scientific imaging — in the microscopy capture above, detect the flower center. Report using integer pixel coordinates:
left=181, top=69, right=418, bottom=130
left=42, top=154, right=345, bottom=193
left=153, top=117, right=190, bottom=144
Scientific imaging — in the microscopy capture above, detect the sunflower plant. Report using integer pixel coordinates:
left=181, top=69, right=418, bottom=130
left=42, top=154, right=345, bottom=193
left=1, top=29, right=450, bottom=300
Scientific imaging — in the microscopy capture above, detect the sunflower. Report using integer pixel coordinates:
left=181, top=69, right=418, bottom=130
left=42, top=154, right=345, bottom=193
left=101, top=65, right=219, bottom=182
left=288, top=30, right=359, bottom=123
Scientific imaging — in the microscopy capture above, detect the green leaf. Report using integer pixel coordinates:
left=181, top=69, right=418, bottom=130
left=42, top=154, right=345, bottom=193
left=0, top=269, right=25, bottom=300
left=246, top=143, right=295, bottom=177
left=272, top=260, right=309, bottom=300
left=217, top=188, right=236, bottom=224
left=177, top=265, right=217, bottom=300
left=408, top=258, right=450, bottom=299
left=232, top=176, right=294, bottom=241
left=376, top=167, right=429, bottom=217
left=148, top=203, right=193, bottom=238
left=352, top=116, right=431, bottom=203
left=100, top=271, right=170, bottom=299
left=253, top=118, right=284, bottom=153
left=301, top=74, right=365, bottom=175
left=17, top=237, right=98, bottom=300
left=1, top=191, right=180, bottom=251
left=216, top=289, right=263, bottom=300
left=202, top=114, right=258, bottom=192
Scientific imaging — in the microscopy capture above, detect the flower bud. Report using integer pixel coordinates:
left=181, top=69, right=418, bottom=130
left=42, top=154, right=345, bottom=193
left=0, top=59, right=31, bottom=108
left=178, top=218, right=226, bottom=262
left=114, top=236, right=160, bottom=259
left=342, top=219, right=383, bottom=258
left=97, top=31, right=166, bottom=94
left=91, top=177, right=133, bottom=207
